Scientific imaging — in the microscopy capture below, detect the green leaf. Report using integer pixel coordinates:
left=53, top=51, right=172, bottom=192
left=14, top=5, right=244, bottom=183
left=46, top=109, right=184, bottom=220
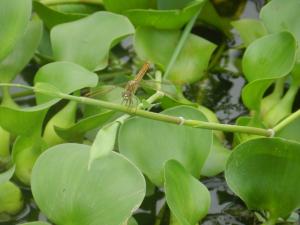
left=118, top=105, right=213, bottom=186
left=241, top=32, right=297, bottom=111
left=34, top=1, right=84, bottom=29
left=51, top=11, right=135, bottom=71
left=260, top=0, right=300, bottom=81
left=0, top=166, right=15, bottom=185
left=0, top=182, right=23, bottom=215
left=276, top=117, right=300, bottom=143
left=12, top=136, right=47, bottom=185
left=225, top=137, right=300, bottom=221
left=164, top=160, right=210, bottom=225
left=231, top=19, right=267, bottom=47
left=88, top=114, right=130, bottom=168
left=242, top=79, right=274, bottom=111
left=31, top=144, right=146, bottom=225
left=201, top=136, right=230, bottom=177
left=34, top=62, right=98, bottom=104
left=124, top=1, right=205, bottom=30
left=43, top=101, right=77, bottom=147
left=0, top=101, right=53, bottom=136
left=88, top=121, right=120, bottom=168
left=103, top=0, right=153, bottom=13
left=260, top=0, right=300, bottom=44
left=55, top=110, right=117, bottom=142
left=0, top=19, right=43, bottom=83
left=135, top=27, right=216, bottom=84
left=242, top=32, right=297, bottom=82
left=0, top=0, right=32, bottom=61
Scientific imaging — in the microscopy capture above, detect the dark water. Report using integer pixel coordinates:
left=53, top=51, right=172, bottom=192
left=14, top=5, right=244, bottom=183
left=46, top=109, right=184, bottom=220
left=1, top=0, right=288, bottom=225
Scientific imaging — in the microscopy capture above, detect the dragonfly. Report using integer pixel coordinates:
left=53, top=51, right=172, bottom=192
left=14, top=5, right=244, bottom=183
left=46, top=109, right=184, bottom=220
left=84, top=62, right=183, bottom=106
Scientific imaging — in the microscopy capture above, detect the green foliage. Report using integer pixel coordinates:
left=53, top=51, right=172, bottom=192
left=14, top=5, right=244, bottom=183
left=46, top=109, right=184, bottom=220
left=164, top=160, right=210, bottom=225
left=31, top=144, right=146, bottom=225
left=0, top=0, right=299, bottom=224
left=0, top=0, right=32, bottom=61
left=51, top=12, right=135, bottom=71
left=225, top=138, right=300, bottom=222
left=135, top=27, right=216, bottom=84
left=118, top=106, right=212, bottom=186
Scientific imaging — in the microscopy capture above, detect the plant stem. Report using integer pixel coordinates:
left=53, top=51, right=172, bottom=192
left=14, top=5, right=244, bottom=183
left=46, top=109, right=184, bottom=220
left=154, top=203, right=167, bottom=225
left=163, top=8, right=201, bottom=80
left=40, top=0, right=102, bottom=5
left=273, top=109, right=300, bottom=132
left=0, top=83, right=274, bottom=137
left=208, top=42, right=226, bottom=70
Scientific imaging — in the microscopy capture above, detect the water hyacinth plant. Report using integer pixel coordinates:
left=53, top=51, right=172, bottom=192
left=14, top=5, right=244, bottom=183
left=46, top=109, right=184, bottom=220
left=0, top=0, right=299, bottom=224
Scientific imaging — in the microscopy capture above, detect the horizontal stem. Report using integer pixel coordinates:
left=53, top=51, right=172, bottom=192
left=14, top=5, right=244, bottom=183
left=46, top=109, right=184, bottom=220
left=41, top=0, right=103, bottom=5
left=0, top=83, right=273, bottom=137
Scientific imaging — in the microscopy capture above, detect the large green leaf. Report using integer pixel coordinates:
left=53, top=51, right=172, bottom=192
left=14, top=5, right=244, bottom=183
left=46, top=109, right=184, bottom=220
left=34, top=1, right=84, bottom=29
left=225, top=138, right=300, bottom=221
left=34, top=61, right=98, bottom=104
left=135, top=27, right=216, bottom=84
left=164, top=160, right=210, bottom=225
left=0, top=19, right=43, bottom=82
left=31, top=144, right=146, bottom=225
left=0, top=0, right=32, bottom=61
left=51, top=12, right=135, bottom=71
left=118, top=106, right=213, bottom=186
left=242, top=32, right=296, bottom=82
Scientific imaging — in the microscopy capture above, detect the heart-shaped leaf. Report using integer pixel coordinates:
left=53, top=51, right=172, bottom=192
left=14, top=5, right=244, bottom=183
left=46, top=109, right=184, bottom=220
left=118, top=106, right=213, bottom=186
left=242, top=32, right=296, bottom=82
left=31, top=144, right=146, bottom=225
left=51, top=12, right=135, bottom=71
left=34, top=61, right=98, bottom=104
left=135, top=27, right=216, bottom=84
left=0, top=19, right=43, bottom=83
left=0, top=0, right=32, bottom=61
left=225, top=137, right=300, bottom=221
left=164, top=160, right=210, bottom=225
